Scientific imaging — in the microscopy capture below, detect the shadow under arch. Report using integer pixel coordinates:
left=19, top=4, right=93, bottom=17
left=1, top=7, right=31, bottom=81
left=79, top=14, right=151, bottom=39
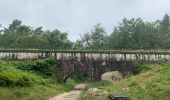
left=63, top=72, right=89, bottom=83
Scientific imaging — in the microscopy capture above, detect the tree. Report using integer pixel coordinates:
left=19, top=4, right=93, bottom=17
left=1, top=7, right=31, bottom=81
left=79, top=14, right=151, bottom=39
left=109, top=18, right=142, bottom=49
left=73, top=39, right=84, bottom=50
left=161, top=14, right=170, bottom=34
left=46, top=29, right=73, bottom=49
left=9, top=19, right=22, bottom=31
left=0, top=24, right=2, bottom=48
left=109, top=18, right=160, bottom=49
left=1, top=14, right=170, bottom=50
left=0, top=19, right=73, bottom=49
left=78, top=24, right=108, bottom=50
left=160, top=14, right=170, bottom=48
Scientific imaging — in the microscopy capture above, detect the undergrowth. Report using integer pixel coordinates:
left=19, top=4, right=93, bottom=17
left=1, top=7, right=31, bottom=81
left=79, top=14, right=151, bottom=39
left=78, top=61, right=170, bottom=100
left=0, top=59, right=79, bottom=100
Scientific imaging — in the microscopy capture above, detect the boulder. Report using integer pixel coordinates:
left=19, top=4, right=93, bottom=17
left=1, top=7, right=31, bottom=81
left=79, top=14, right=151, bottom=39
left=84, top=88, right=108, bottom=99
left=101, top=71, right=123, bottom=83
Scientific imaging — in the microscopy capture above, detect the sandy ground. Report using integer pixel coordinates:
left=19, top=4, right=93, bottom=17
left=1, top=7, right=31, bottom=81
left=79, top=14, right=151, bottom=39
left=49, top=83, right=87, bottom=100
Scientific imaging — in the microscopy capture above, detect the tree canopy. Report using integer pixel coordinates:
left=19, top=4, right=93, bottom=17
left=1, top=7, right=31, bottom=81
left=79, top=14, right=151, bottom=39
left=0, top=14, right=170, bottom=50
left=0, top=19, right=73, bottom=49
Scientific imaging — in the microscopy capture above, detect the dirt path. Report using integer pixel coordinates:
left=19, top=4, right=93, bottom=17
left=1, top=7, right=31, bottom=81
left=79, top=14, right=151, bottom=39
left=49, top=83, right=87, bottom=100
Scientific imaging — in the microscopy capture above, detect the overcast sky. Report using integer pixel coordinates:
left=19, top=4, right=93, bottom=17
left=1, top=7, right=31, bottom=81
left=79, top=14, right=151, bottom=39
left=0, top=0, right=170, bottom=41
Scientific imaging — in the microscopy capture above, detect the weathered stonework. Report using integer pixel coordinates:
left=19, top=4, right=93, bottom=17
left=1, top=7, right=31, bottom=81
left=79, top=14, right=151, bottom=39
left=0, top=50, right=169, bottom=82
left=0, top=50, right=170, bottom=61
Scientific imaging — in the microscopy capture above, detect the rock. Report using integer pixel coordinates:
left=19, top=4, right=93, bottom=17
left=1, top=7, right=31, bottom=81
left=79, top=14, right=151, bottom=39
left=101, top=71, right=123, bottom=83
left=87, top=88, right=99, bottom=93
left=84, top=88, right=108, bottom=99
left=122, top=87, right=129, bottom=91
left=103, top=91, right=108, bottom=95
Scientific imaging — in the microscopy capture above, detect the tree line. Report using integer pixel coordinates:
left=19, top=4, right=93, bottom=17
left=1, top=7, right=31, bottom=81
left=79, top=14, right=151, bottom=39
left=0, top=14, right=170, bottom=50
left=0, top=20, right=72, bottom=49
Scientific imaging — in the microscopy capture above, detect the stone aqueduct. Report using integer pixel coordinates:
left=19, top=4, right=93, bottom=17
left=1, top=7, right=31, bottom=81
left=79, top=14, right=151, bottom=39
left=0, top=50, right=170, bottom=82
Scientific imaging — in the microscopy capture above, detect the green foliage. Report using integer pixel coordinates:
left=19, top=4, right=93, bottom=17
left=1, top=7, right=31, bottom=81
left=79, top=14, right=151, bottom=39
left=16, top=76, right=32, bottom=87
left=79, top=61, right=170, bottom=100
left=65, top=78, right=76, bottom=89
left=0, top=60, right=77, bottom=100
left=13, top=89, right=28, bottom=97
left=0, top=59, right=58, bottom=87
left=75, top=14, right=170, bottom=50
left=109, top=18, right=160, bottom=49
left=0, top=68, right=32, bottom=87
left=74, top=24, right=108, bottom=50
left=69, top=72, right=87, bottom=83
left=0, top=14, right=170, bottom=50
left=124, top=72, right=132, bottom=78
left=134, top=62, right=152, bottom=74
left=0, top=19, right=73, bottom=49
left=17, top=59, right=55, bottom=77
left=161, top=14, right=170, bottom=34
left=128, top=81, right=139, bottom=87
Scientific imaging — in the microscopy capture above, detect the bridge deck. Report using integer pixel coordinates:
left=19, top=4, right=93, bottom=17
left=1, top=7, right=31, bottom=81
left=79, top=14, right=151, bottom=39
left=0, top=50, right=169, bottom=61
left=0, top=49, right=170, bottom=54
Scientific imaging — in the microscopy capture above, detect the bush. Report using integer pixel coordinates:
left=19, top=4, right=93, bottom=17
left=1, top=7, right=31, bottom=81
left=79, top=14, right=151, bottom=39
left=16, top=76, right=32, bottom=86
left=65, top=78, right=76, bottom=89
left=0, top=69, right=32, bottom=87
left=17, top=59, right=55, bottom=76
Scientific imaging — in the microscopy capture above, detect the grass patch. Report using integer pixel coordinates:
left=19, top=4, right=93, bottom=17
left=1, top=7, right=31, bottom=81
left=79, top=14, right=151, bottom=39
left=0, top=84, right=70, bottom=100
left=0, top=59, right=77, bottom=100
left=78, top=61, right=170, bottom=100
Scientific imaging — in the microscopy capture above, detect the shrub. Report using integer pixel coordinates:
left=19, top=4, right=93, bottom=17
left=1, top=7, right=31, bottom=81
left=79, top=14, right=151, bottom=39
left=65, top=78, right=76, bottom=89
left=16, top=76, right=32, bottom=86
left=17, top=59, right=55, bottom=77
left=0, top=69, right=32, bottom=87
